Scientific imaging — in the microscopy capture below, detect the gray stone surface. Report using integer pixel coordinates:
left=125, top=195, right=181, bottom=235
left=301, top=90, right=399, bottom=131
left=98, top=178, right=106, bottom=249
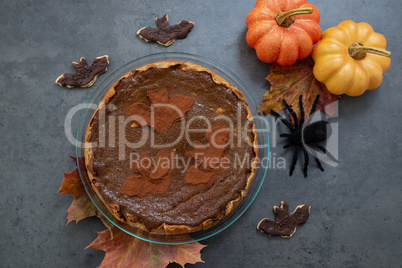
left=1, top=0, right=401, bottom=267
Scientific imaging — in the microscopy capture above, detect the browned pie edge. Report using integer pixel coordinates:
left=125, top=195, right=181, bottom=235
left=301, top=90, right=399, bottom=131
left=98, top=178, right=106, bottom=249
left=84, top=61, right=259, bottom=235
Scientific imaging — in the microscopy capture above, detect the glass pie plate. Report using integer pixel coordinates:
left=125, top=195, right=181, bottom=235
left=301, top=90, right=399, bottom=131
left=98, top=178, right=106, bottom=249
left=76, top=52, right=269, bottom=244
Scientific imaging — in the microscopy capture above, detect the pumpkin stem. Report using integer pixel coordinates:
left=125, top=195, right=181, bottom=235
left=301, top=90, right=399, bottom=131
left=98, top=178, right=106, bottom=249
left=275, top=8, right=314, bottom=27
left=349, top=43, right=391, bottom=60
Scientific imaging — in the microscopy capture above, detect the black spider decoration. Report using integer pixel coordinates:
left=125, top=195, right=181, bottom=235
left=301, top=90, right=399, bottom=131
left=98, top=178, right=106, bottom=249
left=270, top=95, right=331, bottom=177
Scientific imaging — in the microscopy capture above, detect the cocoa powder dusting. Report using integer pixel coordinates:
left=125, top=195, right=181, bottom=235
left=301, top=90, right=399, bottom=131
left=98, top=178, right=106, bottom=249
left=121, top=148, right=176, bottom=198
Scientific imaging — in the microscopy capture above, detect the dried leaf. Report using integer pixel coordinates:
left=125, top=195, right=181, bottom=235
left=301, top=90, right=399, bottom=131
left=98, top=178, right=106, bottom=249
left=58, top=156, right=97, bottom=224
left=97, top=214, right=115, bottom=239
left=87, top=227, right=206, bottom=268
left=59, top=156, right=114, bottom=237
left=260, top=57, right=339, bottom=119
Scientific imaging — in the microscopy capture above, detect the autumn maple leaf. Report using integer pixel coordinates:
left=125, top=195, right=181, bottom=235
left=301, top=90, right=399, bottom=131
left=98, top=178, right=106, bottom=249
left=126, top=88, right=194, bottom=134
left=59, top=156, right=115, bottom=236
left=260, top=57, right=339, bottom=120
left=87, top=227, right=206, bottom=268
left=58, top=156, right=97, bottom=224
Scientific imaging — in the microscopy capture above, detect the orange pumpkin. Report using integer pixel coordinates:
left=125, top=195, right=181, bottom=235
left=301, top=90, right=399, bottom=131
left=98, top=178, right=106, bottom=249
left=246, top=0, right=322, bottom=66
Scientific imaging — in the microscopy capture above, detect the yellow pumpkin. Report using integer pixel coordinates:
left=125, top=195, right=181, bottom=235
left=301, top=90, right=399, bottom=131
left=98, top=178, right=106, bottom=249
left=312, top=20, right=391, bottom=96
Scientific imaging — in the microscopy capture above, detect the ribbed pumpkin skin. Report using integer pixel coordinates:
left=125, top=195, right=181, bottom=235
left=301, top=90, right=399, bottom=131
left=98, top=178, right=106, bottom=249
left=246, top=0, right=321, bottom=66
left=312, top=20, right=391, bottom=96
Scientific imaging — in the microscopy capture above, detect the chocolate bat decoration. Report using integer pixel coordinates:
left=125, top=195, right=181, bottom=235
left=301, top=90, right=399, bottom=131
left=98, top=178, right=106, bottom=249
left=137, top=14, right=194, bottom=46
left=257, top=201, right=310, bottom=238
left=56, top=55, right=109, bottom=88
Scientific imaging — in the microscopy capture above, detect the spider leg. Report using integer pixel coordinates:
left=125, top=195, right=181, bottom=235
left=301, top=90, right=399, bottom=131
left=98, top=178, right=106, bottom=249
left=310, top=94, right=320, bottom=114
left=283, top=143, right=293, bottom=149
left=299, top=95, right=305, bottom=128
left=310, top=143, right=339, bottom=165
left=310, top=143, right=338, bottom=163
left=283, top=99, right=299, bottom=129
left=315, top=157, right=324, bottom=171
left=311, top=142, right=327, bottom=153
left=289, top=147, right=299, bottom=176
left=270, top=110, right=295, bottom=131
left=280, top=133, right=291, bottom=138
left=302, top=147, right=309, bottom=178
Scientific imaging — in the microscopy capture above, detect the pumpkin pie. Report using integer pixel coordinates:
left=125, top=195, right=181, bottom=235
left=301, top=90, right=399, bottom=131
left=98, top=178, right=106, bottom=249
left=85, top=61, right=258, bottom=234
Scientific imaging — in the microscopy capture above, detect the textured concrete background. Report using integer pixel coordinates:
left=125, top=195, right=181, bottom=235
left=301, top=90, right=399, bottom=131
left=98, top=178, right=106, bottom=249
left=1, top=0, right=401, bottom=267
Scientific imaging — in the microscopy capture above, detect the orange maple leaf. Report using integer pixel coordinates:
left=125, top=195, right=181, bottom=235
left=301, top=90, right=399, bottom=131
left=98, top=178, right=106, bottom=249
left=87, top=227, right=206, bottom=268
left=59, top=156, right=114, bottom=236
left=260, top=57, right=339, bottom=119
left=58, top=156, right=97, bottom=224
left=126, top=88, right=194, bottom=134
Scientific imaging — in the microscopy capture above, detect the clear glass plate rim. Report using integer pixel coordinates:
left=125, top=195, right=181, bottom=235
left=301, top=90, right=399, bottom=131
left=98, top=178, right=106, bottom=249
left=75, top=52, right=270, bottom=245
